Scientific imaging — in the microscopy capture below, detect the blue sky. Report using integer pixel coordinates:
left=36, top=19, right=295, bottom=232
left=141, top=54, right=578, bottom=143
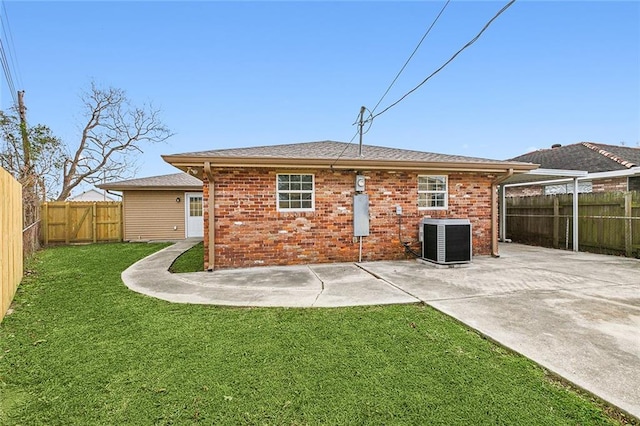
left=1, top=1, right=638, bottom=192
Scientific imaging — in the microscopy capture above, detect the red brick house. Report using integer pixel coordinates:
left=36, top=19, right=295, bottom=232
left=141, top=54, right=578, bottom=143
left=507, top=142, right=640, bottom=197
left=162, top=141, right=536, bottom=270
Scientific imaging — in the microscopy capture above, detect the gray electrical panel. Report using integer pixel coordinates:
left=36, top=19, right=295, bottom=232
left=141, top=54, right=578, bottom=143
left=353, top=194, right=369, bottom=237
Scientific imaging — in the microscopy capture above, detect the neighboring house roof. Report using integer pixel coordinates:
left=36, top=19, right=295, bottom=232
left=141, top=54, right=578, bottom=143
left=68, top=189, right=117, bottom=202
left=509, top=142, right=640, bottom=173
left=98, top=172, right=202, bottom=191
left=162, top=140, right=537, bottom=176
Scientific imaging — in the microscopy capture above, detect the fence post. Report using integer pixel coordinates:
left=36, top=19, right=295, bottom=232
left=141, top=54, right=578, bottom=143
left=92, top=203, right=97, bottom=243
left=625, top=192, right=633, bottom=257
left=553, top=197, right=559, bottom=248
left=64, top=202, right=70, bottom=245
left=42, top=203, right=49, bottom=245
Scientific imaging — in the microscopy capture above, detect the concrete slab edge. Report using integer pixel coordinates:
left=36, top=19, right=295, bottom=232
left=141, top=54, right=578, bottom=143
left=426, top=302, right=639, bottom=423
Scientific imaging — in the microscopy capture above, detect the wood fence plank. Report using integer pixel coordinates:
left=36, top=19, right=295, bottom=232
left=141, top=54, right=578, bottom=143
left=553, top=197, right=559, bottom=248
left=41, top=201, right=123, bottom=244
left=1, top=167, right=23, bottom=323
left=625, top=192, right=633, bottom=257
left=71, top=206, right=92, bottom=240
left=506, top=191, right=638, bottom=257
left=65, top=203, right=70, bottom=244
left=92, top=203, right=97, bottom=243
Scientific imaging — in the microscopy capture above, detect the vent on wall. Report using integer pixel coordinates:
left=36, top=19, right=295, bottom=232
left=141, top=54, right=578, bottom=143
left=420, top=218, right=472, bottom=264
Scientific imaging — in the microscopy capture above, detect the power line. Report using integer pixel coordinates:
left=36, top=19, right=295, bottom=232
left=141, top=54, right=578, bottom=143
left=369, top=0, right=516, bottom=122
left=332, top=0, right=514, bottom=167
left=329, top=109, right=368, bottom=167
left=1, top=0, right=23, bottom=90
left=0, top=38, right=17, bottom=105
left=0, top=0, right=20, bottom=106
left=330, top=127, right=361, bottom=168
left=332, top=2, right=451, bottom=166
left=370, top=0, right=451, bottom=115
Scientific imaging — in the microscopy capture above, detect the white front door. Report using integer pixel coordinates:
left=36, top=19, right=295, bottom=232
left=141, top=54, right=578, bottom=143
left=185, top=192, right=204, bottom=238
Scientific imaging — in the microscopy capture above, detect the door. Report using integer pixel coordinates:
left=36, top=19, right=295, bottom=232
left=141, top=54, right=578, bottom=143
left=185, top=192, right=204, bottom=238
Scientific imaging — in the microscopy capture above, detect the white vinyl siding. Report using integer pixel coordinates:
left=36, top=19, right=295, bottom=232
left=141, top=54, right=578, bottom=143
left=277, top=174, right=314, bottom=211
left=418, top=175, right=448, bottom=210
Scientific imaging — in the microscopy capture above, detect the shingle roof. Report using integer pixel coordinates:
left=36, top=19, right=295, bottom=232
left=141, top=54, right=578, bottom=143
left=509, top=142, right=640, bottom=173
left=98, top=173, right=202, bottom=190
left=168, top=140, right=520, bottom=165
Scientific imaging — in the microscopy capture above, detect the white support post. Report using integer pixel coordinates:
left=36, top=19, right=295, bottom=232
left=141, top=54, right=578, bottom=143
left=572, top=177, right=579, bottom=252
left=500, top=185, right=506, bottom=241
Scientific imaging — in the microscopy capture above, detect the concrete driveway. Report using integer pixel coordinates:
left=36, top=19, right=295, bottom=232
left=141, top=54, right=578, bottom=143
left=123, top=240, right=640, bottom=419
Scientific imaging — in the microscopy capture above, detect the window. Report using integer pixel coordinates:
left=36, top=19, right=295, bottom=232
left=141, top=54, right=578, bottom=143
left=418, top=175, right=447, bottom=209
left=189, top=196, right=203, bottom=217
left=629, top=176, right=640, bottom=192
left=544, top=181, right=592, bottom=195
left=277, top=174, right=314, bottom=211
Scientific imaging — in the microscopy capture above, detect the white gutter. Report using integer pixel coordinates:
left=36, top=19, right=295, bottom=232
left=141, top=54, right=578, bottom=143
left=572, top=177, right=579, bottom=252
left=582, top=167, right=640, bottom=179
left=504, top=167, right=638, bottom=188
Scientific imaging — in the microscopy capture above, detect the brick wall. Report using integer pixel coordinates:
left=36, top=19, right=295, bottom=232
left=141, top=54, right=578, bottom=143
left=204, top=168, right=494, bottom=269
left=591, top=177, right=628, bottom=192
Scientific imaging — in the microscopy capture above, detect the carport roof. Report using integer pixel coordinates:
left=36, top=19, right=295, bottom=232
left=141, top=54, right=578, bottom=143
left=501, top=168, right=588, bottom=186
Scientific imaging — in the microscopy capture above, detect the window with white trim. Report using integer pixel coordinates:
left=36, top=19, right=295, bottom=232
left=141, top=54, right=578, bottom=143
left=418, top=175, right=448, bottom=209
left=277, top=174, right=314, bottom=211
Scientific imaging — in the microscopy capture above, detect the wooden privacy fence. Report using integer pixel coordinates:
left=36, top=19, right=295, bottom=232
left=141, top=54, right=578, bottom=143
left=506, top=191, right=640, bottom=257
left=1, top=166, right=23, bottom=323
left=42, top=201, right=123, bottom=244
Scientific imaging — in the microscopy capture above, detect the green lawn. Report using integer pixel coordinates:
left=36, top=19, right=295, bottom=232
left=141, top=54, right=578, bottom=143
left=0, top=243, right=632, bottom=425
left=169, top=241, right=204, bottom=273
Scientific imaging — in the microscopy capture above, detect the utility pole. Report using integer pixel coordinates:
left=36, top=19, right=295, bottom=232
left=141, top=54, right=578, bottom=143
left=17, top=90, right=37, bottom=226
left=358, top=105, right=365, bottom=157
left=17, top=90, right=31, bottom=173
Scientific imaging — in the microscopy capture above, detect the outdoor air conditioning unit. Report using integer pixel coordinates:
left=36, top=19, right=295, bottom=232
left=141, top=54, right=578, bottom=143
left=419, top=218, right=472, bottom=265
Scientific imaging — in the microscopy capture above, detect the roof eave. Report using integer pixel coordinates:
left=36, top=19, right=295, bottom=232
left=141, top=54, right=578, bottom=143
left=97, top=184, right=202, bottom=191
left=162, top=154, right=538, bottom=174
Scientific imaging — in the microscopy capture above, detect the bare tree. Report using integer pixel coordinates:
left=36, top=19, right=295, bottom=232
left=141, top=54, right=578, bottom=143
left=57, top=82, right=172, bottom=201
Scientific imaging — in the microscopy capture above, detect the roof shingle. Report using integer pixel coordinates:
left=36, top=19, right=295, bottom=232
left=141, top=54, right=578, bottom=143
left=509, top=142, right=640, bottom=173
left=168, top=140, right=518, bottom=165
left=98, top=173, right=202, bottom=190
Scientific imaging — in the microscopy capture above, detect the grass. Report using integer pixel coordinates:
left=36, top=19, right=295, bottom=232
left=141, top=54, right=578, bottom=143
left=0, top=243, right=634, bottom=425
left=169, top=241, right=204, bottom=273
